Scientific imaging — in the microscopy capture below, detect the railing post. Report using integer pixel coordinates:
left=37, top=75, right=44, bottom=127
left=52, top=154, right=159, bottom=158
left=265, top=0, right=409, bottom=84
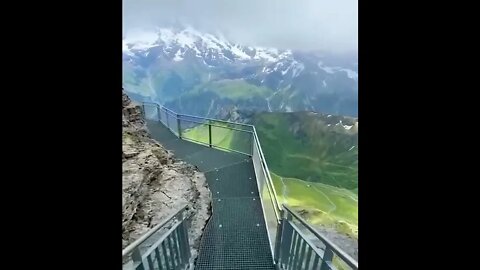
left=273, top=217, right=284, bottom=265
left=141, top=104, right=146, bottom=119
left=208, top=122, right=212, bottom=147
left=165, top=108, right=170, bottom=129
left=251, top=132, right=254, bottom=156
left=157, top=105, right=161, bottom=122
left=131, top=248, right=145, bottom=270
left=177, top=114, right=182, bottom=138
left=320, top=247, right=334, bottom=270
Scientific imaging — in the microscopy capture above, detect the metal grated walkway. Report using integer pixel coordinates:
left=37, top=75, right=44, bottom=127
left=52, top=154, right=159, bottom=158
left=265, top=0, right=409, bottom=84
left=146, top=120, right=275, bottom=270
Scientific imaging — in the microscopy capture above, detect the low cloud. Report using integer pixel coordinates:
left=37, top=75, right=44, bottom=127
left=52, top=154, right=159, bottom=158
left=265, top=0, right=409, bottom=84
left=123, top=0, right=357, bottom=54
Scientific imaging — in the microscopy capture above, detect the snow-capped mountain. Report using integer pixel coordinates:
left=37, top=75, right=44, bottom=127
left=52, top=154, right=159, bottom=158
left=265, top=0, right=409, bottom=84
left=123, top=27, right=358, bottom=117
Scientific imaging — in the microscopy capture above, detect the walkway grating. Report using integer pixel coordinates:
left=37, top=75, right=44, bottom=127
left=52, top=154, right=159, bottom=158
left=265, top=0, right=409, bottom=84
left=146, top=120, right=275, bottom=270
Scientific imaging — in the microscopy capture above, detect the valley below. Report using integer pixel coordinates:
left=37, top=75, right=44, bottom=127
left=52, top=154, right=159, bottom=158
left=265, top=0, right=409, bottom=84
left=123, top=26, right=358, bottom=260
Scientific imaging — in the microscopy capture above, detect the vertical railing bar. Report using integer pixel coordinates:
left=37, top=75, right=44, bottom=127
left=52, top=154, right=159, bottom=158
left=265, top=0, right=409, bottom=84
left=157, top=105, right=161, bottom=122
left=176, top=114, right=182, bottom=138
left=165, top=234, right=176, bottom=268
left=155, top=247, right=164, bottom=270
left=296, top=238, right=308, bottom=270
left=147, top=253, right=155, bottom=270
left=161, top=241, right=171, bottom=270
left=304, top=247, right=313, bottom=270
left=172, top=227, right=181, bottom=267
left=251, top=132, right=254, bottom=156
left=287, top=231, right=298, bottom=270
left=208, top=122, right=212, bottom=147
left=165, top=108, right=169, bottom=129
left=174, top=232, right=182, bottom=268
left=280, top=221, right=293, bottom=269
left=312, top=253, right=321, bottom=270
left=175, top=226, right=185, bottom=267
left=182, top=219, right=191, bottom=260
left=178, top=222, right=189, bottom=266
left=132, top=248, right=145, bottom=270
left=273, top=218, right=284, bottom=264
left=284, top=212, right=294, bottom=269
left=174, top=225, right=185, bottom=265
left=320, top=247, right=334, bottom=270
left=291, top=236, right=304, bottom=270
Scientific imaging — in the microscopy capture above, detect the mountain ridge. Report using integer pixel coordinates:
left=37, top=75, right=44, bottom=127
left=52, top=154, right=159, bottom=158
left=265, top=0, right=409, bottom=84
left=123, top=26, right=358, bottom=117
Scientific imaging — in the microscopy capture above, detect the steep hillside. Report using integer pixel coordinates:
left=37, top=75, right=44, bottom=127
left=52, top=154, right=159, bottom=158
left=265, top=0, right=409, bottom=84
left=252, top=111, right=358, bottom=190
left=122, top=90, right=211, bottom=263
left=252, top=111, right=358, bottom=259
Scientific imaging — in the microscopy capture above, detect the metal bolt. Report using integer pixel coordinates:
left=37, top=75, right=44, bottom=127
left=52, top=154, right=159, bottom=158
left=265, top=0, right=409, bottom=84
left=256, top=224, right=260, bottom=227
left=253, top=198, right=256, bottom=201
left=251, top=192, right=254, bottom=194
left=217, top=191, right=219, bottom=194
left=218, top=199, right=221, bottom=202
left=219, top=224, right=222, bottom=228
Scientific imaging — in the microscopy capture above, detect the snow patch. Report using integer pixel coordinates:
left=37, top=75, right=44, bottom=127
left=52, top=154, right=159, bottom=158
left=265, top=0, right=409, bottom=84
left=173, top=50, right=184, bottom=61
left=317, top=61, right=335, bottom=74
left=158, top=28, right=175, bottom=46
left=176, top=30, right=197, bottom=48
left=339, top=68, right=358, bottom=80
left=254, top=51, right=277, bottom=62
left=230, top=45, right=251, bottom=60
left=123, top=29, right=159, bottom=53
left=292, top=62, right=305, bottom=78
left=318, top=61, right=358, bottom=80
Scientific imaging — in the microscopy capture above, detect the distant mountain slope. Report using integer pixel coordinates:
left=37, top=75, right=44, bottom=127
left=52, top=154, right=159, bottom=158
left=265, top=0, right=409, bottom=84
left=123, top=27, right=358, bottom=117
left=252, top=111, right=358, bottom=259
left=252, top=111, right=358, bottom=190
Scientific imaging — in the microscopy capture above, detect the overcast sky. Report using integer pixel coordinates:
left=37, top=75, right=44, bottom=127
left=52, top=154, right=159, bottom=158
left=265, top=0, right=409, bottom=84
left=123, top=0, right=357, bottom=54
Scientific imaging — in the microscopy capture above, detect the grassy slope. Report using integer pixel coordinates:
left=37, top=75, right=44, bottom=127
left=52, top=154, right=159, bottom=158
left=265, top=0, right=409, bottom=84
left=188, top=79, right=273, bottom=100
left=253, top=112, right=358, bottom=238
left=252, top=112, right=358, bottom=190
left=271, top=172, right=357, bottom=238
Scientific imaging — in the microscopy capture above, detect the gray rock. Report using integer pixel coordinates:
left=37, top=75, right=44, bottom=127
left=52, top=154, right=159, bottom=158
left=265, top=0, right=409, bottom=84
left=122, top=90, right=211, bottom=265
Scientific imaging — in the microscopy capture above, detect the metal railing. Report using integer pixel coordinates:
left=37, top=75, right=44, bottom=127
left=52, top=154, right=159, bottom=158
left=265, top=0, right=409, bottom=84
left=122, top=205, right=191, bottom=270
left=139, top=101, right=357, bottom=269
left=274, top=205, right=358, bottom=270
left=142, top=102, right=254, bottom=156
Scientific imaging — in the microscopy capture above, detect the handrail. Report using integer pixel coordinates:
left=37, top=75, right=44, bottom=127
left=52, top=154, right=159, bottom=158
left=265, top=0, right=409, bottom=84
left=122, top=205, right=187, bottom=258
left=252, top=126, right=282, bottom=218
left=179, top=117, right=254, bottom=134
left=283, top=204, right=358, bottom=269
left=142, top=101, right=254, bottom=129
left=138, top=98, right=357, bottom=268
left=178, top=112, right=254, bottom=129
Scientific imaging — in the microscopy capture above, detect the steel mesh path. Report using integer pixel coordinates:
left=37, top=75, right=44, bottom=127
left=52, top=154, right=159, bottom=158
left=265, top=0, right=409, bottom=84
left=146, top=120, right=275, bottom=270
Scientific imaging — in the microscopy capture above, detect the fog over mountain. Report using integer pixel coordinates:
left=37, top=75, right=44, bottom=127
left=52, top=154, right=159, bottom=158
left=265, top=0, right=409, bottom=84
left=123, top=0, right=358, bottom=54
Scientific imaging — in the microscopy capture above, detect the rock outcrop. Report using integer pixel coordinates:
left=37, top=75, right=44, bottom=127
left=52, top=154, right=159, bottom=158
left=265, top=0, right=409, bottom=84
left=122, top=90, right=211, bottom=263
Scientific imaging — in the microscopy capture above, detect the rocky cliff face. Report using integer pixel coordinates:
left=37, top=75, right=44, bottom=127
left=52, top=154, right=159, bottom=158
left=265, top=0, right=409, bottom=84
left=122, top=90, right=211, bottom=262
